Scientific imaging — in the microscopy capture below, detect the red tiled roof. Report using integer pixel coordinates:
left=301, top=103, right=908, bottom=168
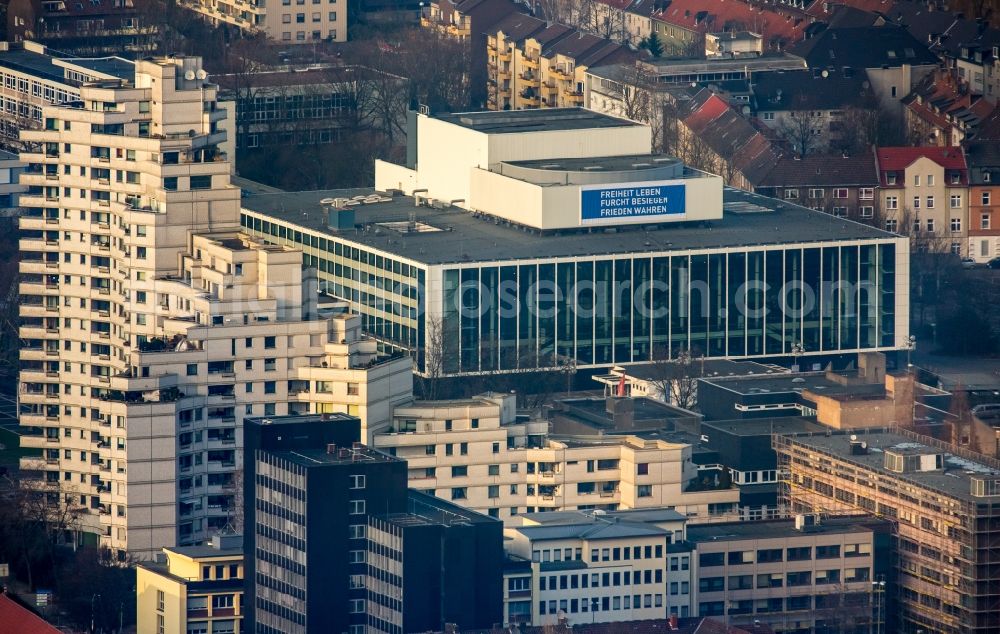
left=652, top=0, right=807, bottom=47
left=0, top=594, right=62, bottom=634
left=875, top=146, right=968, bottom=186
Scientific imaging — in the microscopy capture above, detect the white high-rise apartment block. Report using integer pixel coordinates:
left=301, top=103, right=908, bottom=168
left=373, top=394, right=739, bottom=521
left=17, top=56, right=412, bottom=559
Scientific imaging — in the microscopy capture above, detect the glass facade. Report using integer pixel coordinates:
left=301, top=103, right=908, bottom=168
left=242, top=212, right=900, bottom=377
left=241, top=212, right=425, bottom=354
left=439, top=244, right=897, bottom=375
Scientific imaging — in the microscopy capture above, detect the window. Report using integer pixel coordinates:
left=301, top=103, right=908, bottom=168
left=913, top=196, right=921, bottom=209
left=983, top=213, right=991, bottom=230
left=757, top=572, right=783, bottom=588
left=926, top=218, right=935, bottom=232
left=762, top=112, right=774, bottom=120
left=845, top=542, right=872, bottom=557
left=349, top=599, right=364, bottom=613
left=349, top=474, right=365, bottom=489
left=156, top=590, right=164, bottom=611
left=488, top=485, right=500, bottom=498
left=348, top=499, right=365, bottom=514
left=349, top=550, right=365, bottom=563
left=451, top=466, right=468, bottom=477
left=728, top=550, right=753, bottom=565
left=951, top=194, right=962, bottom=208
left=808, top=188, right=825, bottom=199
left=787, top=571, right=812, bottom=586
left=815, top=544, right=841, bottom=559
left=637, top=463, right=649, bottom=475
left=787, top=546, right=811, bottom=561
left=833, top=188, right=848, bottom=199
left=927, top=174, right=935, bottom=186
left=784, top=189, right=799, bottom=200
left=187, top=363, right=198, bottom=376
left=832, top=206, right=847, bottom=217
left=886, top=196, right=898, bottom=210
left=190, top=175, right=211, bottom=190
left=699, top=552, right=724, bottom=567
left=329, top=10, right=337, bottom=19
left=348, top=524, right=365, bottom=539
left=984, top=191, right=992, bottom=205
left=885, top=219, right=898, bottom=232
left=926, top=196, right=935, bottom=209
left=637, top=484, right=652, bottom=497
left=451, top=487, right=468, bottom=500
left=156, top=614, right=164, bottom=634
left=859, top=187, right=874, bottom=200
left=951, top=217, right=962, bottom=232
left=264, top=336, right=276, bottom=348
left=886, top=172, right=897, bottom=185
left=860, top=206, right=874, bottom=218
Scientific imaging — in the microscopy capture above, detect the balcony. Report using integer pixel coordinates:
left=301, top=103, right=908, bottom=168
left=523, top=57, right=539, bottom=70
left=563, top=90, right=584, bottom=103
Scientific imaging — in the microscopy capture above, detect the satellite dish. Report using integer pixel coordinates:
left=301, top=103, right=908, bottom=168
left=850, top=434, right=858, bottom=441
left=821, top=69, right=829, bottom=78
left=741, top=105, right=751, bottom=116
left=861, top=442, right=868, bottom=449
left=184, top=70, right=196, bottom=81
left=196, top=69, right=207, bottom=80
left=319, top=198, right=336, bottom=204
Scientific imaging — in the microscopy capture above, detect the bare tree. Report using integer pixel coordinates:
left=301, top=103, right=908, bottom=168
left=644, top=346, right=704, bottom=409
left=776, top=111, right=818, bottom=158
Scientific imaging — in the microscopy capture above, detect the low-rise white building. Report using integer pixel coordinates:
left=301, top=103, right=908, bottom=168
left=503, top=508, right=689, bottom=625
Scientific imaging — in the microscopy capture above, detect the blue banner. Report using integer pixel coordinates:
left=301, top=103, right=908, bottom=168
left=580, top=181, right=686, bottom=225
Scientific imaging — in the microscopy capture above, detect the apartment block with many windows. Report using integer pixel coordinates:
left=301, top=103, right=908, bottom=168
left=174, top=0, right=346, bottom=44
left=875, top=146, right=969, bottom=256
left=16, top=56, right=412, bottom=559
left=373, top=392, right=739, bottom=521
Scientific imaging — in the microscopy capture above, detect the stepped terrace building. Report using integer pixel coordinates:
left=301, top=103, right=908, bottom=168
left=239, top=108, right=910, bottom=377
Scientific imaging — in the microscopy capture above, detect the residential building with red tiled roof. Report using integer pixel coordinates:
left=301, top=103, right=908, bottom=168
left=651, top=0, right=810, bottom=56
left=874, top=145, right=970, bottom=255
left=757, top=153, right=880, bottom=224
left=903, top=69, right=998, bottom=147
left=675, top=88, right=783, bottom=190
left=0, top=592, right=61, bottom=634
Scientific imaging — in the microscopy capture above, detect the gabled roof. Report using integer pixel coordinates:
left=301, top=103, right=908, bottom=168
left=493, top=13, right=546, bottom=42
left=790, top=25, right=939, bottom=68
left=652, top=0, right=808, bottom=48
left=874, top=146, right=968, bottom=185
left=758, top=153, right=878, bottom=187
left=903, top=69, right=995, bottom=139
left=0, top=594, right=62, bottom=634
left=753, top=68, right=873, bottom=112
left=681, top=88, right=783, bottom=185
left=885, top=1, right=996, bottom=57
left=964, top=141, right=1000, bottom=185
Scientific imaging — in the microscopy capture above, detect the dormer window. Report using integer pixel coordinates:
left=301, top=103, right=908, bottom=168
left=886, top=172, right=897, bottom=185
left=985, top=171, right=992, bottom=183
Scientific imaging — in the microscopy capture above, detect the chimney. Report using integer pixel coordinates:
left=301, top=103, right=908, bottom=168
left=326, top=443, right=337, bottom=454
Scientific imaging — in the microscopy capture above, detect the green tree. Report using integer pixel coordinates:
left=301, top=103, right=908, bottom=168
left=641, top=32, right=665, bottom=58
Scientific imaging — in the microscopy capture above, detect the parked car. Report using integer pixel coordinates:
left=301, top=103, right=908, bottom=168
left=988, top=258, right=1000, bottom=270
left=962, top=258, right=977, bottom=268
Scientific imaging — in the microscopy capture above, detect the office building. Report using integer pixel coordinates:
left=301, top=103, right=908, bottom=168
left=16, top=56, right=412, bottom=558
left=244, top=414, right=501, bottom=634
left=174, top=0, right=346, bottom=43
left=136, top=534, right=245, bottom=634
left=238, top=108, right=910, bottom=378
left=0, top=41, right=133, bottom=149
left=774, top=427, right=1000, bottom=633
left=367, top=490, right=503, bottom=633
left=687, top=515, right=893, bottom=633
left=504, top=508, right=689, bottom=625
left=373, top=392, right=739, bottom=521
